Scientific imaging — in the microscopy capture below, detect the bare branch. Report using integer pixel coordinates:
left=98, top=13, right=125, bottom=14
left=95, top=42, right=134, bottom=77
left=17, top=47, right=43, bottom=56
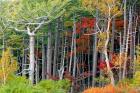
left=27, top=26, right=33, bottom=35
left=96, top=21, right=102, bottom=32
left=84, top=31, right=100, bottom=35
left=35, top=16, right=48, bottom=20
left=9, top=26, right=27, bottom=32
left=33, top=21, right=45, bottom=33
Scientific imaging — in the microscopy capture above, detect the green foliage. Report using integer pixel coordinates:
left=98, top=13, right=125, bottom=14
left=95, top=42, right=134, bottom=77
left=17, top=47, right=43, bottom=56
left=81, top=0, right=96, bottom=14
left=94, top=75, right=110, bottom=85
left=0, top=76, right=33, bottom=93
left=131, top=45, right=140, bottom=87
left=136, top=45, right=140, bottom=70
left=117, top=78, right=132, bottom=85
left=81, top=0, right=122, bottom=17
left=0, top=31, right=23, bottom=49
left=0, top=77, right=33, bottom=93
left=35, top=79, right=70, bottom=93
left=0, top=0, right=71, bottom=21
left=131, top=71, right=140, bottom=87
left=0, top=76, right=71, bottom=93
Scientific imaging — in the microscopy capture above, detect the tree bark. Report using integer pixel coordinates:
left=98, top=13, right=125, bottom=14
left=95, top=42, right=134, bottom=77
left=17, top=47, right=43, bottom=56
left=104, top=19, right=115, bottom=86
left=29, top=34, right=35, bottom=84
left=71, top=14, right=77, bottom=93
left=42, top=36, right=46, bottom=80
left=119, top=32, right=122, bottom=81
left=123, top=8, right=132, bottom=79
left=122, top=0, right=127, bottom=79
left=92, top=9, right=98, bottom=86
left=47, top=25, right=52, bottom=79
left=53, top=19, right=60, bottom=76
left=35, top=37, right=39, bottom=83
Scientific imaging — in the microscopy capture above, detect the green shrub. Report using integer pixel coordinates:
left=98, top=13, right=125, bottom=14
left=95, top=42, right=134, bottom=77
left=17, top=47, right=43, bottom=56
left=131, top=71, right=140, bottom=87
left=34, top=79, right=70, bottom=93
left=0, top=76, right=70, bottom=93
left=0, top=76, right=33, bottom=93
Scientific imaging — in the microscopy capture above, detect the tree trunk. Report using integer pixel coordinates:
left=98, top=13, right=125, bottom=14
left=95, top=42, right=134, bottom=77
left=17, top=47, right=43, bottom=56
left=29, top=34, right=35, bottom=84
left=47, top=25, right=52, bottom=79
left=122, top=0, right=127, bottom=53
left=92, top=9, right=98, bottom=86
left=110, top=18, right=115, bottom=58
left=69, top=26, right=74, bottom=73
left=129, top=9, right=134, bottom=78
left=59, top=35, right=66, bottom=80
left=42, top=36, right=46, bottom=80
left=123, top=8, right=132, bottom=79
left=104, top=19, right=115, bottom=86
left=35, top=37, right=39, bottom=83
left=71, top=14, right=77, bottom=93
left=53, top=19, right=60, bottom=76
left=119, top=32, right=122, bottom=81
left=122, top=0, right=127, bottom=79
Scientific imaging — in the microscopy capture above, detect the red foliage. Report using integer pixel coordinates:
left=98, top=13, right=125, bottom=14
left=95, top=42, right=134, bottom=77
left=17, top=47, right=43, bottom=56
left=109, top=62, right=114, bottom=68
left=75, top=17, right=95, bottom=34
left=88, top=18, right=95, bottom=28
left=76, top=28, right=81, bottom=34
left=80, top=34, right=89, bottom=40
left=115, top=19, right=124, bottom=27
left=110, top=19, right=128, bottom=30
left=98, top=60, right=114, bottom=70
left=81, top=17, right=89, bottom=28
left=66, top=17, right=95, bottom=58
left=99, top=61, right=106, bottom=69
left=81, top=17, right=96, bottom=28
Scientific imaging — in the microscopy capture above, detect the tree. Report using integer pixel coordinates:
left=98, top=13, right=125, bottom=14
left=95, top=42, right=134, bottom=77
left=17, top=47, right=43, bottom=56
left=0, top=0, right=71, bottom=83
left=0, top=48, right=17, bottom=85
left=82, top=0, right=122, bottom=85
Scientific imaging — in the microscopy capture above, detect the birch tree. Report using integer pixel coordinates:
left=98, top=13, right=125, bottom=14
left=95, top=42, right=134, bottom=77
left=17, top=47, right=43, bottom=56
left=82, top=0, right=122, bottom=85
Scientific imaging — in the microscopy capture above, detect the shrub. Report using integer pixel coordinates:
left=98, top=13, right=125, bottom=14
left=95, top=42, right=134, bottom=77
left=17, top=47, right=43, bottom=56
left=34, top=79, right=70, bottom=93
left=0, top=76, right=70, bottom=93
left=83, top=84, right=138, bottom=93
left=0, top=76, right=33, bottom=93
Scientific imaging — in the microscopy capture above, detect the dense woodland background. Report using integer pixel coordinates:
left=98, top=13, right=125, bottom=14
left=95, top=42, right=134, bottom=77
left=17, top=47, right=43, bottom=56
left=0, top=0, right=140, bottom=93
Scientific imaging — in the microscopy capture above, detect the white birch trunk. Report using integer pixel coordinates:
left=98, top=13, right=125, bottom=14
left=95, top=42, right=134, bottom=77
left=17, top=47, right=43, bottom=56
left=122, top=8, right=132, bottom=79
left=104, top=19, right=115, bottom=85
left=29, top=35, right=35, bottom=83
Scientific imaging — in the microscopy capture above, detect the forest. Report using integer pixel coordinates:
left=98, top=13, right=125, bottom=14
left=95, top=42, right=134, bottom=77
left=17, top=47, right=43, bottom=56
left=0, top=0, right=140, bottom=93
